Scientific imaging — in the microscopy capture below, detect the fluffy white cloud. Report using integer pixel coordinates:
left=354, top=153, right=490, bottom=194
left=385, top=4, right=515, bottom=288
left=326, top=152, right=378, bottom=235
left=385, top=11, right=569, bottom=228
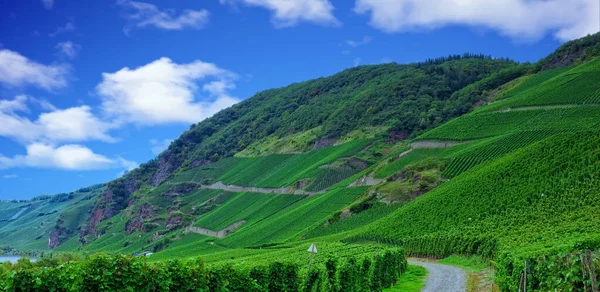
left=354, top=0, right=599, bottom=41
left=97, top=57, right=240, bottom=125
left=118, top=0, right=210, bottom=33
left=346, top=36, right=372, bottom=47
left=55, top=41, right=80, bottom=60
left=0, top=49, right=69, bottom=90
left=49, top=22, right=76, bottom=37
left=38, top=106, right=115, bottom=142
left=0, top=96, right=115, bottom=143
left=0, top=143, right=134, bottom=171
left=150, top=138, right=173, bottom=155
left=221, top=0, right=340, bottom=27
left=41, top=0, right=53, bottom=9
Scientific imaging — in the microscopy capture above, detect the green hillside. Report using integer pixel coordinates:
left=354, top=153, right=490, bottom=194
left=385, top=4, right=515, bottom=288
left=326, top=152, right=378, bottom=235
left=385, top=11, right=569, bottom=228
left=3, top=33, right=600, bottom=291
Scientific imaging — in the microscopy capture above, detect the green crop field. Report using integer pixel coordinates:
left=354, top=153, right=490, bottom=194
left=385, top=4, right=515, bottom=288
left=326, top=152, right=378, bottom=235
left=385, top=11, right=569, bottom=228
left=168, top=139, right=371, bottom=191
left=222, top=187, right=369, bottom=247
left=192, top=192, right=303, bottom=230
left=483, top=58, right=600, bottom=110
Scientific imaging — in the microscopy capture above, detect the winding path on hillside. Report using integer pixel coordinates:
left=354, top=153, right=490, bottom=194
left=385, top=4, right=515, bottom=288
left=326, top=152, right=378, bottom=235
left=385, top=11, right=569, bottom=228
left=409, top=260, right=466, bottom=292
left=168, top=181, right=324, bottom=196
left=186, top=221, right=246, bottom=238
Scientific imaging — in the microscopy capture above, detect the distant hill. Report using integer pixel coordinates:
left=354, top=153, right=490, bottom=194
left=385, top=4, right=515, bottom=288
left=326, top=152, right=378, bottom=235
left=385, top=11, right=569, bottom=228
left=2, top=35, right=600, bottom=291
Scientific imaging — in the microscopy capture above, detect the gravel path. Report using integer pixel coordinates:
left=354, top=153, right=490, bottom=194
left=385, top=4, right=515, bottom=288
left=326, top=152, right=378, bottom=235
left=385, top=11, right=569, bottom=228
left=409, top=260, right=466, bottom=292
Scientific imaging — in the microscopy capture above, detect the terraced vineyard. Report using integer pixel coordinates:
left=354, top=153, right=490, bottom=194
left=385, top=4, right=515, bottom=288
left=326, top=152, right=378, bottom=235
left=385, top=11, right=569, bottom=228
left=192, top=192, right=303, bottom=230
left=484, top=58, right=600, bottom=110
left=222, top=187, right=369, bottom=246
left=169, top=139, right=372, bottom=190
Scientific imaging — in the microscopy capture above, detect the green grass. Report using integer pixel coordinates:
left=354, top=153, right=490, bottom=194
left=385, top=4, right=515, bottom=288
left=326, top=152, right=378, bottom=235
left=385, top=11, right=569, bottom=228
left=438, top=255, right=490, bottom=272
left=384, top=264, right=428, bottom=292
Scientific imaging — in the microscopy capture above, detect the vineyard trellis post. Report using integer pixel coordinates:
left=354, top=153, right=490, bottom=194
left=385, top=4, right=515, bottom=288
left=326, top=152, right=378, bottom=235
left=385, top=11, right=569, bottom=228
left=524, top=260, right=527, bottom=292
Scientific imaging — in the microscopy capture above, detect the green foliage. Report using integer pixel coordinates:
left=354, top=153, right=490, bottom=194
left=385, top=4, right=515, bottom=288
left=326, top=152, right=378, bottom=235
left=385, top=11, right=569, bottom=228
left=221, top=187, right=368, bottom=246
left=355, top=130, right=600, bottom=290
left=383, top=264, right=427, bottom=292
left=483, top=57, right=600, bottom=110
left=0, top=248, right=406, bottom=292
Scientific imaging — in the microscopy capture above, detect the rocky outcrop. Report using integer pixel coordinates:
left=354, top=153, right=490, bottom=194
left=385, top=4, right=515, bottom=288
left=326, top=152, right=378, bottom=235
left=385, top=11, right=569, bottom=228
left=313, top=138, right=337, bottom=149
left=387, top=130, right=410, bottom=142
left=165, top=214, right=184, bottom=230
left=48, top=217, right=71, bottom=248
left=125, top=203, right=157, bottom=234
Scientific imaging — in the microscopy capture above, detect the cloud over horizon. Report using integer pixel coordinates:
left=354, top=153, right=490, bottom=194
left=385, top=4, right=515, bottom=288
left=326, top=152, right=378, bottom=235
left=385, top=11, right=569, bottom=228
left=354, top=0, right=599, bottom=41
left=221, top=0, right=340, bottom=27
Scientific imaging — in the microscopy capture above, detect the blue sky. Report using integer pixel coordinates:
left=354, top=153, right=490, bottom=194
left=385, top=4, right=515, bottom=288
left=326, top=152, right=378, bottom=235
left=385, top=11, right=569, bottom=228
left=0, top=0, right=598, bottom=199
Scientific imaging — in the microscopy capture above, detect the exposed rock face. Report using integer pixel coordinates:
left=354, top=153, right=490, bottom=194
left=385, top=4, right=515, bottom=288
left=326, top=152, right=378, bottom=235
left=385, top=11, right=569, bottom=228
left=313, top=137, right=337, bottom=149
left=387, top=130, right=410, bottom=142
left=125, top=203, right=157, bottom=234
left=542, top=49, right=586, bottom=71
left=347, top=158, right=369, bottom=170
left=165, top=214, right=184, bottom=230
left=150, top=150, right=178, bottom=186
left=191, top=159, right=212, bottom=167
left=48, top=218, right=70, bottom=248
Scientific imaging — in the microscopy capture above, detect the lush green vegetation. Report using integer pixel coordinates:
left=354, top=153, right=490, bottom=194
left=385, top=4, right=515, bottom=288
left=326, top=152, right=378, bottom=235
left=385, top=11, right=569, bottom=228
left=383, top=265, right=428, bottom=292
left=353, top=130, right=600, bottom=290
left=170, top=139, right=371, bottom=190
left=0, top=247, right=406, bottom=292
left=222, top=187, right=369, bottom=247
left=5, top=33, right=600, bottom=291
left=437, top=255, right=490, bottom=272
left=192, top=192, right=302, bottom=230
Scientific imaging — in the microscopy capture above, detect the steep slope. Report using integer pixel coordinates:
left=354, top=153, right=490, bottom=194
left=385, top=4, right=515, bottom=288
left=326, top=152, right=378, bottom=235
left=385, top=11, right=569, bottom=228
left=73, top=55, right=516, bottom=247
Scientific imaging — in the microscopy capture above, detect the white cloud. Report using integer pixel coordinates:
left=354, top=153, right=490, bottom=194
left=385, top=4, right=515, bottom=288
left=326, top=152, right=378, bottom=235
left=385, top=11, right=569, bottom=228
left=150, top=138, right=173, bottom=155
left=0, top=95, right=29, bottom=113
left=0, top=49, right=69, bottom=90
left=354, top=0, right=599, bottom=41
left=353, top=57, right=361, bottom=67
left=97, top=57, right=240, bottom=125
left=221, top=0, right=340, bottom=27
left=117, top=0, right=210, bottom=33
left=2, top=174, right=17, bottom=179
left=49, top=22, right=76, bottom=37
left=41, top=0, right=53, bottom=9
left=346, top=36, right=372, bottom=47
left=0, top=96, right=115, bottom=143
left=55, top=41, right=80, bottom=60
left=38, top=106, right=116, bottom=142
left=0, top=143, right=134, bottom=171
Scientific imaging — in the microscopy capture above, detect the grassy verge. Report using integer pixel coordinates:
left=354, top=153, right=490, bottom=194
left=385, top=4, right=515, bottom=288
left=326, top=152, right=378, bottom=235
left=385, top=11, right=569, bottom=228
left=384, top=264, right=428, bottom=292
left=438, top=255, right=490, bottom=272
left=438, top=255, right=498, bottom=292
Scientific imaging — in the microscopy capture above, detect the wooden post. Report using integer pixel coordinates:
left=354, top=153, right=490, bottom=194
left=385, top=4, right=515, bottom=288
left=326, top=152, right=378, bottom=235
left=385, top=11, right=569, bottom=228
left=524, top=260, right=527, bottom=292
left=308, top=252, right=314, bottom=272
